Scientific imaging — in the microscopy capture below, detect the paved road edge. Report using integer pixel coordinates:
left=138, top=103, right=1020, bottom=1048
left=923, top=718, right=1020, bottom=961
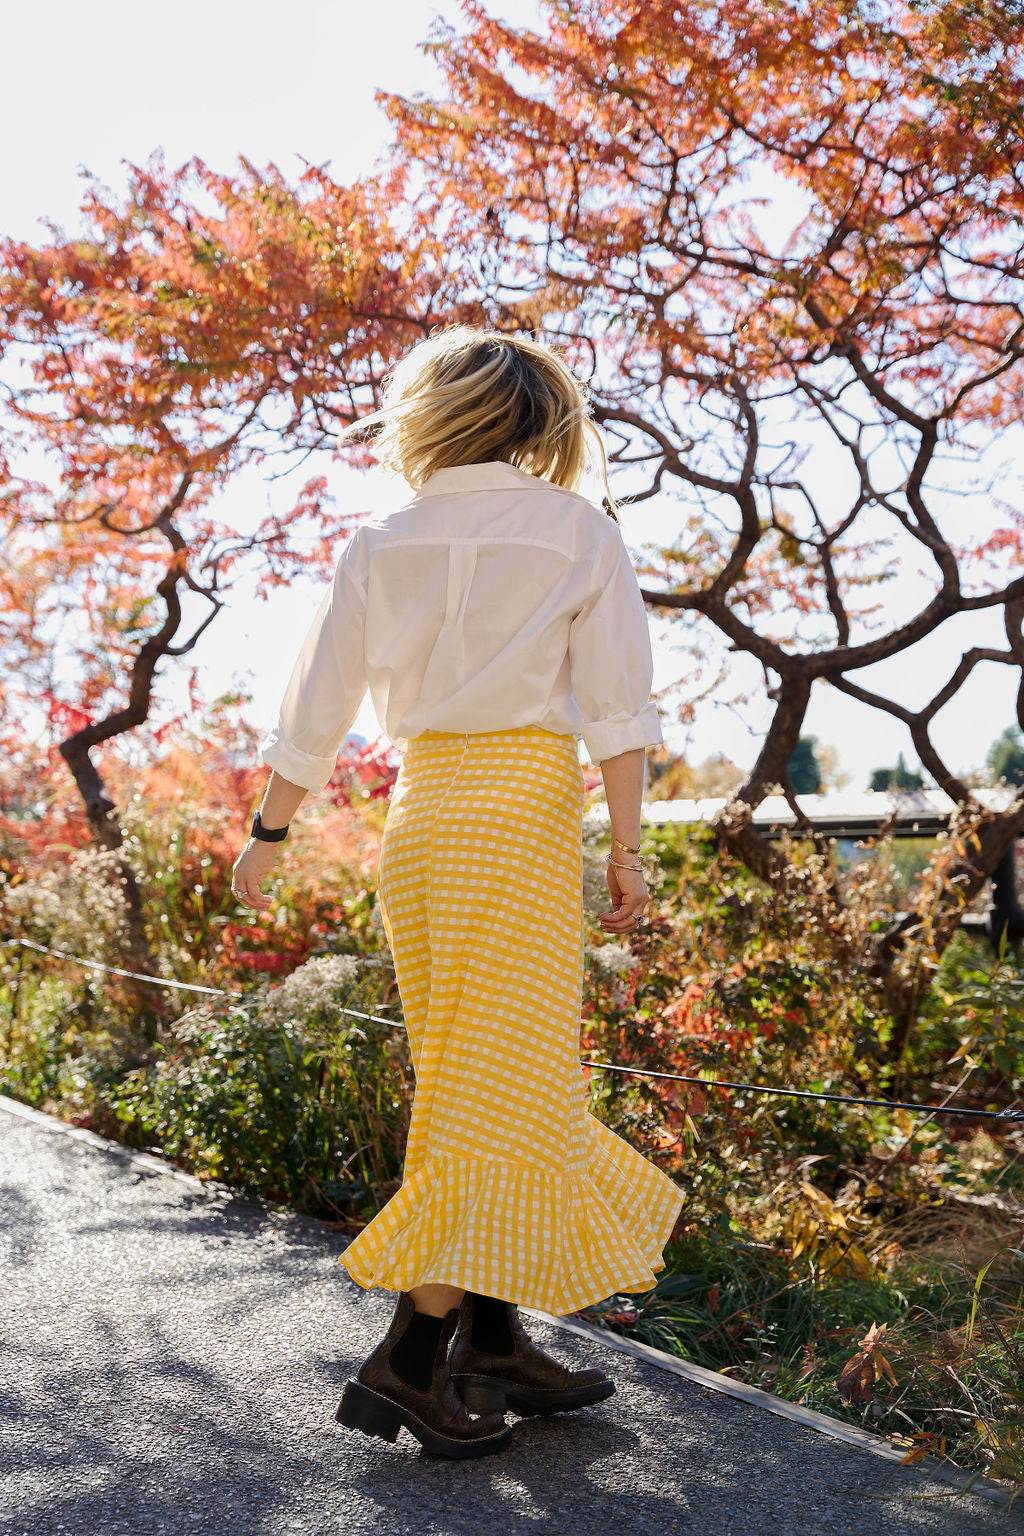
left=525, top=1309, right=1017, bottom=1510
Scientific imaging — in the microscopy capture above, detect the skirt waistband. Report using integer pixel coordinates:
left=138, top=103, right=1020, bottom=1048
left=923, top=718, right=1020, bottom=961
left=406, top=725, right=578, bottom=753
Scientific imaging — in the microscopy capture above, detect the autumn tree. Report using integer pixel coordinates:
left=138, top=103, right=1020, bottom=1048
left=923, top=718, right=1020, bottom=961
left=381, top=0, right=1024, bottom=1032
left=0, top=157, right=446, bottom=957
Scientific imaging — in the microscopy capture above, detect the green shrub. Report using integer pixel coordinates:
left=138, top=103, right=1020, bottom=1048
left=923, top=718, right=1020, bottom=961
left=108, top=954, right=412, bottom=1220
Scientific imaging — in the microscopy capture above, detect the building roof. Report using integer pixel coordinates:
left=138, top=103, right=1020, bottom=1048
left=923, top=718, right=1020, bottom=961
left=588, top=787, right=1022, bottom=840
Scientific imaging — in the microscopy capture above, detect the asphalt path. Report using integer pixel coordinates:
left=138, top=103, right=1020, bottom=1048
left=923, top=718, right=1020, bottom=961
left=0, top=1101, right=1017, bottom=1536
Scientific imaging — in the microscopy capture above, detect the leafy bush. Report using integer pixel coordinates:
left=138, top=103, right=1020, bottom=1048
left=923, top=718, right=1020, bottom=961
left=0, top=705, right=393, bottom=1154
left=109, top=954, right=412, bottom=1219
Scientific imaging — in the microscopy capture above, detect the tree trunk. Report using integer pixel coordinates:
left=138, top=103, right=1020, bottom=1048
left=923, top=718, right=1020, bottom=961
left=878, top=804, right=1024, bottom=1062
left=54, top=525, right=198, bottom=1039
left=711, top=668, right=1024, bottom=1066
left=58, top=733, right=153, bottom=962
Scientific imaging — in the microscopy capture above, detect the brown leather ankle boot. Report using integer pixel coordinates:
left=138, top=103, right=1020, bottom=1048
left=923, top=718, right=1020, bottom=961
left=336, top=1293, right=514, bottom=1458
left=449, top=1294, right=616, bottom=1417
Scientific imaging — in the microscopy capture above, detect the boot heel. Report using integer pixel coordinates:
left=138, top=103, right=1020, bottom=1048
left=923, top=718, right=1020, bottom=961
left=336, top=1381, right=402, bottom=1442
left=453, top=1373, right=507, bottom=1413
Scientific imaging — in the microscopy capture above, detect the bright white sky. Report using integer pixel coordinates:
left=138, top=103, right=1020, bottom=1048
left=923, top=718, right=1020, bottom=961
left=4, top=0, right=1019, bottom=788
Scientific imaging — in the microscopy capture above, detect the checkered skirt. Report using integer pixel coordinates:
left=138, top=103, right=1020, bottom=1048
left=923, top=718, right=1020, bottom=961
left=338, top=726, right=683, bottom=1314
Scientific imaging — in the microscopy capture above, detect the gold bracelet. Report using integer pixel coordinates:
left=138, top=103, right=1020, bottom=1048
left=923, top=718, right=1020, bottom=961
left=606, top=855, right=646, bottom=875
left=612, top=835, right=641, bottom=855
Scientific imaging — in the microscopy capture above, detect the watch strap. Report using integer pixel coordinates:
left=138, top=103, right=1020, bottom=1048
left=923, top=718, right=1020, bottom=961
left=251, top=810, right=289, bottom=843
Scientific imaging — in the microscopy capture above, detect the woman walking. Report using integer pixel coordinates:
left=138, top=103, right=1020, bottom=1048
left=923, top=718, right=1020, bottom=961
left=231, top=326, right=683, bottom=1458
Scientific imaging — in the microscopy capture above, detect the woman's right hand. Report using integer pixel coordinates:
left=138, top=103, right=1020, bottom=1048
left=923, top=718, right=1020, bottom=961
left=600, top=861, right=649, bottom=935
left=231, top=838, right=280, bottom=914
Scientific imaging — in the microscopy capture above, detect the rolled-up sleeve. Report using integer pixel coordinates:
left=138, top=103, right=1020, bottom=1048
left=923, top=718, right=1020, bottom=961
left=569, top=528, right=664, bottom=765
left=258, top=530, right=369, bottom=793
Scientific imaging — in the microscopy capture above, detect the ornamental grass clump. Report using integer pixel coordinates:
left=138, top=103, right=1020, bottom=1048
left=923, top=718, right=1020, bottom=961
left=585, top=1212, right=1024, bottom=1492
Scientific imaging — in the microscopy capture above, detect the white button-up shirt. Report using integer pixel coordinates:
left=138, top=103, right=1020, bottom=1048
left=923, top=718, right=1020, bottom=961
left=259, top=460, right=663, bottom=792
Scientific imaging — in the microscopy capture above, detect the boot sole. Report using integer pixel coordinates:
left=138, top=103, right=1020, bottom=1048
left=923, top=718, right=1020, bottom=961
left=336, top=1380, right=514, bottom=1458
left=453, top=1372, right=617, bottom=1417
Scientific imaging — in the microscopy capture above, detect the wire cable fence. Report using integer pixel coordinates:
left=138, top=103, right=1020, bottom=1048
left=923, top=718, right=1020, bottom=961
left=3, top=935, right=1022, bottom=1124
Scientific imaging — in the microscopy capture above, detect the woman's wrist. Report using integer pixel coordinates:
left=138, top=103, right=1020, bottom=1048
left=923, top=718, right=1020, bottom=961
left=610, top=833, right=641, bottom=855
left=258, top=770, right=309, bottom=832
left=606, top=854, right=645, bottom=874
left=609, top=824, right=643, bottom=855
left=250, top=809, right=290, bottom=842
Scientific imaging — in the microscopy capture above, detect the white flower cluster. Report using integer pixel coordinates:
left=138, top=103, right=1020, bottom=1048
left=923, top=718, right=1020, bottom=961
left=263, top=953, right=362, bottom=1023
left=3, top=846, right=131, bottom=954
left=584, top=942, right=641, bottom=977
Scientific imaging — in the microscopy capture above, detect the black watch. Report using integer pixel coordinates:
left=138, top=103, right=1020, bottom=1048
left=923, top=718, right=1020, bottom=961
left=251, top=810, right=289, bottom=843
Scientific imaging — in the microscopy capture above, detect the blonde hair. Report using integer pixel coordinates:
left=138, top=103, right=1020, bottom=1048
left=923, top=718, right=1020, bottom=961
left=342, top=325, right=616, bottom=515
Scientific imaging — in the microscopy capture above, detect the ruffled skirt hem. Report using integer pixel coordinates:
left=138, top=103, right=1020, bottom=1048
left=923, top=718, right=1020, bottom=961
left=338, top=1112, right=684, bottom=1316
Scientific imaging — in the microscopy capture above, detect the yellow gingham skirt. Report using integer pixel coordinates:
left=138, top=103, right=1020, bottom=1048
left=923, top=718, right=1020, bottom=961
left=338, top=726, right=683, bottom=1315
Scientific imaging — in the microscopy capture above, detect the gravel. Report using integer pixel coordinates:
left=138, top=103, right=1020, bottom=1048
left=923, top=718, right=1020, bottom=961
left=0, top=1102, right=1018, bottom=1536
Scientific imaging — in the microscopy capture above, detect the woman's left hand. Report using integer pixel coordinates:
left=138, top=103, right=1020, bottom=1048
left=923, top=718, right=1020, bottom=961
left=231, top=840, right=280, bottom=914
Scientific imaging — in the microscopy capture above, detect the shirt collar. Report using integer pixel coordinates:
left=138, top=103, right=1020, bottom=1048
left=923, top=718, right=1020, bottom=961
left=415, top=461, right=552, bottom=499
